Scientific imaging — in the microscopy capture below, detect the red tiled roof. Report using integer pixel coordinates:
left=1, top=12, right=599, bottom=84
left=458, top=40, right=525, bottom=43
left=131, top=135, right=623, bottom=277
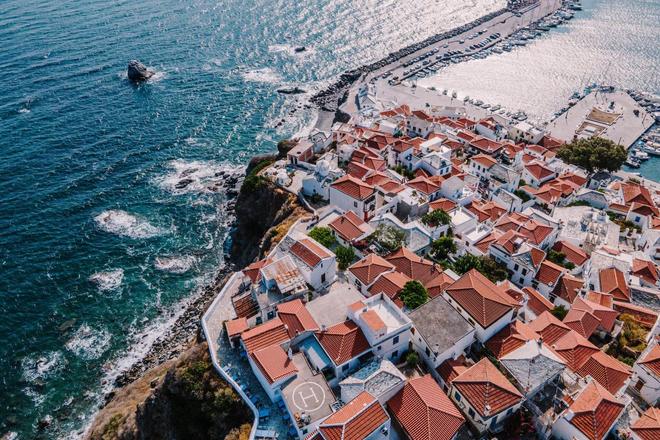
left=568, top=380, right=624, bottom=440
left=387, top=374, right=465, bottom=440
left=329, top=211, right=370, bottom=242
left=348, top=254, right=394, bottom=286
left=277, top=299, right=319, bottom=338
left=251, top=344, right=298, bottom=384
left=632, top=258, right=659, bottom=285
left=517, top=219, right=554, bottom=246
left=599, top=267, right=630, bottom=302
left=638, top=344, right=660, bottom=376
left=529, top=311, right=572, bottom=345
left=523, top=287, right=553, bottom=317
left=571, top=297, right=617, bottom=334
left=316, top=320, right=370, bottom=365
left=452, top=357, right=522, bottom=417
left=577, top=350, right=631, bottom=395
left=425, top=272, right=455, bottom=298
left=291, top=238, right=332, bottom=268
left=535, top=260, right=565, bottom=286
left=225, top=317, right=249, bottom=338
left=406, top=176, right=440, bottom=196
left=243, top=257, right=272, bottom=283
left=471, top=154, right=497, bottom=169
left=436, top=356, right=469, bottom=386
left=428, top=198, right=457, bottom=213
left=622, top=182, right=654, bottom=207
left=552, top=241, right=589, bottom=267
left=551, top=330, right=599, bottom=371
left=241, top=318, right=290, bottom=353
left=319, top=391, right=389, bottom=440
left=486, top=321, right=539, bottom=359
left=613, top=301, right=659, bottom=329
left=525, top=161, right=555, bottom=181
left=474, top=230, right=502, bottom=254
left=385, top=247, right=443, bottom=286
left=445, top=269, right=514, bottom=328
left=563, top=305, right=601, bottom=339
left=632, top=407, right=660, bottom=440
left=585, top=291, right=614, bottom=308
left=331, top=174, right=375, bottom=200
left=552, top=274, right=584, bottom=304
left=367, top=270, right=411, bottom=300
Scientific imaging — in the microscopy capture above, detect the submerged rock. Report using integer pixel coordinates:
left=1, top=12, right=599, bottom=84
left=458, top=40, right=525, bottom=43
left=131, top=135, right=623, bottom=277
left=294, top=46, right=306, bottom=53
left=127, top=60, right=154, bottom=82
left=277, top=86, right=306, bottom=95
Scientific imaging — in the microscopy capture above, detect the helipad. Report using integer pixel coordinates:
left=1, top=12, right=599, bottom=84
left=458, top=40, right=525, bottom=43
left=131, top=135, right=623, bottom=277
left=281, top=352, right=335, bottom=422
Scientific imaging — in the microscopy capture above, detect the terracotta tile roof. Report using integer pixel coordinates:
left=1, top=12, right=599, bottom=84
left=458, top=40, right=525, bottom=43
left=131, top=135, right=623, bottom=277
left=551, top=330, right=599, bottom=371
left=622, top=182, right=654, bottom=206
left=552, top=274, right=584, bottom=304
left=492, top=229, right=526, bottom=255
left=568, top=380, right=624, bottom=440
left=428, top=198, right=457, bottom=213
left=425, top=272, right=456, bottom=299
left=577, top=350, right=631, bottom=395
left=347, top=161, right=372, bottom=179
left=367, top=270, right=411, bottom=301
left=470, top=137, right=503, bottom=154
left=638, top=344, right=660, bottom=376
left=474, top=230, right=502, bottom=254
left=471, top=153, right=498, bottom=169
left=385, top=247, right=443, bottom=286
left=631, top=407, right=660, bottom=440
left=452, top=357, right=522, bottom=417
left=329, top=211, right=370, bottom=242
left=241, top=318, right=290, bottom=354
left=535, top=260, right=565, bottom=286
left=571, top=297, right=617, bottom=333
left=348, top=254, right=394, bottom=286
left=523, top=287, right=553, bottom=317
left=552, top=241, right=589, bottom=267
left=529, top=311, right=572, bottom=345
left=251, top=344, right=298, bottom=384
left=331, top=174, right=375, bottom=200
left=525, top=161, right=555, bottom=180
left=632, top=258, right=659, bottom=285
left=290, top=238, right=332, bottom=268
left=319, top=391, right=388, bottom=440
left=243, top=257, right=272, bottom=284
left=277, top=299, right=319, bottom=338
left=406, top=176, right=440, bottom=196
left=585, top=291, right=614, bottom=308
left=316, top=320, right=370, bottom=365
left=225, top=317, right=249, bottom=338
left=445, top=269, right=515, bottom=328
left=436, top=356, right=469, bottom=385
left=486, top=321, right=539, bottom=359
left=599, top=267, right=630, bottom=302
left=466, top=200, right=508, bottom=223
left=361, top=309, right=386, bottom=333
left=232, top=292, right=260, bottom=319
left=613, top=301, right=659, bottom=329
left=387, top=374, right=465, bottom=440
left=563, top=304, right=601, bottom=339
left=499, top=280, right=524, bottom=306
left=517, top=219, right=554, bottom=246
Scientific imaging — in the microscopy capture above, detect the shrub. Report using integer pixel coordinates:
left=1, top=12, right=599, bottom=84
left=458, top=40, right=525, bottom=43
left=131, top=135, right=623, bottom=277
left=405, top=350, right=419, bottom=367
left=421, top=209, right=451, bottom=227
left=308, top=227, right=336, bottom=248
left=551, top=305, right=568, bottom=320
left=335, top=245, right=355, bottom=270
left=370, top=224, right=405, bottom=252
left=430, top=236, right=456, bottom=260
left=400, top=280, right=429, bottom=310
left=451, top=254, right=508, bottom=282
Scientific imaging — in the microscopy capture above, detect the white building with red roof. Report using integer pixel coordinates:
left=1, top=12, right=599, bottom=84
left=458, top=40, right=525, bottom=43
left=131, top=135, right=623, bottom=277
left=347, top=253, right=395, bottom=295
left=632, top=341, right=660, bottom=406
left=314, top=391, right=390, bottom=440
left=449, top=357, right=523, bottom=433
left=326, top=210, right=374, bottom=248
left=522, top=160, right=558, bottom=188
left=314, top=320, right=372, bottom=383
left=552, top=379, right=624, bottom=440
left=388, top=374, right=465, bottom=440
left=443, top=269, right=517, bottom=342
left=631, top=407, right=660, bottom=440
left=329, top=174, right=378, bottom=221
left=283, top=233, right=337, bottom=290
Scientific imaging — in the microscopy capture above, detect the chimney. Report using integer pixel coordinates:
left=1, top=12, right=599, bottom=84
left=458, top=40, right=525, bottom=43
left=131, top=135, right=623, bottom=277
left=537, top=337, right=543, bottom=349
left=321, top=324, right=327, bottom=332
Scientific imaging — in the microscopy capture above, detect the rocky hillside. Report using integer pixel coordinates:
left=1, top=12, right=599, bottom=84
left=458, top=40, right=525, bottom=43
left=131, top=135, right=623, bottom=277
left=86, top=342, right=252, bottom=440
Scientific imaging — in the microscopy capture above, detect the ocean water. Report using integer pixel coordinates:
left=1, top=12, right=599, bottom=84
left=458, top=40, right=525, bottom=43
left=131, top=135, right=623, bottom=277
left=0, top=0, right=509, bottom=437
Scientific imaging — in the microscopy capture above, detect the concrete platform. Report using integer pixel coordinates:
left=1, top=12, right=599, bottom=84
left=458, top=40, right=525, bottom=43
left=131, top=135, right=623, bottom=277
left=548, top=90, right=654, bottom=148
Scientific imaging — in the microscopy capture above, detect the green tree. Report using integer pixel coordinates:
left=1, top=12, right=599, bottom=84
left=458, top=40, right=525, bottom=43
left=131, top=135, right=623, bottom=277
left=550, top=305, right=568, bottom=320
left=308, top=227, right=336, bottom=249
left=547, top=250, right=575, bottom=270
left=557, top=137, right=627, bottom=173
left=405, top=350, right=419, bottom=367
left=451, top=254, right=507, bottom=283
left=335, top=245, right=355, bottom=270
left=400, top=280, right=429, bottom=310
left=421, top=209, right=451, bottom=227
left=430, top=236, right=457, bottom=260
left=370, top=224, right=405, bottom=252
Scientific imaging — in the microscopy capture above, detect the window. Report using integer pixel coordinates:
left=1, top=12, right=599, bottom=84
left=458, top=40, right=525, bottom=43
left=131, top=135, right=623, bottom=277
left=425, top=347, right=431, bottom=356
left=490, top=417, right=497, bottom=428
left=377, top=345, right=382, bottom=351
left=468, top=408, right=475, bottom=418
left=513, top=263, right=519, bottom=271
left=454, top=392, right=461, bottom=402
left=507, top=408, right=513, bottom=415
left=342, top=364, right=349, bottom=372
left=391, top=350, right=398, bottom=360
left=321, top=273, right=326, bottom=284
left=353, top=201, right=358, bottom=208
left=521, top=268, right=527, bottom=275
left=393, top=335, right=400, bottom=345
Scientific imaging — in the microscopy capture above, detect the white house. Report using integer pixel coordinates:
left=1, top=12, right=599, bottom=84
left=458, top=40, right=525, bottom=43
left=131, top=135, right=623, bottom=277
left=631, top=342, right=660, bottom=406
left=329, top=174, right=378, bottom=221
left=284, top=234, right=337, bottom=290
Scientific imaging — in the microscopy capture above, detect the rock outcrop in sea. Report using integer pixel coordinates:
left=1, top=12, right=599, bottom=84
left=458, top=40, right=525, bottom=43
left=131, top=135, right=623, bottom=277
left=126, top=60, right=154, bottom=82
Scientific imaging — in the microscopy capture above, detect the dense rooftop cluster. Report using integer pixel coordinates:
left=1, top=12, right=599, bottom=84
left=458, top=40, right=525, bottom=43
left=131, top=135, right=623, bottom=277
left=216, top=98, right=660, bottom=440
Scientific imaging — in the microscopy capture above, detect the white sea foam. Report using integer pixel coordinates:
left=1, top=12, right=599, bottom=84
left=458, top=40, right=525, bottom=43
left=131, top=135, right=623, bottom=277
left=94, top=210, right=169, bottom=239
left=241, top=67, right=282, bottom=84
left=21, top=351, right=67, bottom=383
left=156, top=159, right=243, bottom=195
left=18, top=108, right=31, bottom=114
left=65, top=324, right=111, bottom=361
left=89, top=269, right=124, bottom=291
left=154, top=255, right=197, bottom=274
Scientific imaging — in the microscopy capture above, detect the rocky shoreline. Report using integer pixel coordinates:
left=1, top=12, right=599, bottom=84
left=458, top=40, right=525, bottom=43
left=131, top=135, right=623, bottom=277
left=310, top=6, right=509, bottom=111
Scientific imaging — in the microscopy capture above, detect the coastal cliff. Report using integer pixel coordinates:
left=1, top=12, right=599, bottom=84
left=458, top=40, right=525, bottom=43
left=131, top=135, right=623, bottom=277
left=86, top=342, right=252, bottom=440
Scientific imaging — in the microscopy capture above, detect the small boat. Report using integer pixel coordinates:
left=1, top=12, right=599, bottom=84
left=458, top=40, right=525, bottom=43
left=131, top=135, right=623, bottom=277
left=463, top=95, right=471, bottom=102
left=491, top=104, right=501, bottom=111
left=625, top=158, right=641, bottom=168
left=451, top=91, right=457, bottom=98
left=633, top=150, right=649, bottom=161
left=474, top=99, right=484, bottom=106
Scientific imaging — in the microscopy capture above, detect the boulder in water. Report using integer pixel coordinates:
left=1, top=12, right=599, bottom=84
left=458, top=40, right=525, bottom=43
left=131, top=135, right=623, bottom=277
left=127, top=60, right=154, bottom=82
left=294, top=46, right=306, bottom=53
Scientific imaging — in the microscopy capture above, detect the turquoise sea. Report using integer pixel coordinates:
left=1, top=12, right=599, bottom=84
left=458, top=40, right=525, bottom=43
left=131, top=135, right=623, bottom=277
left=0, top=0, right=658, bottom=438
left=0, top=0, right=509, bottom=437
